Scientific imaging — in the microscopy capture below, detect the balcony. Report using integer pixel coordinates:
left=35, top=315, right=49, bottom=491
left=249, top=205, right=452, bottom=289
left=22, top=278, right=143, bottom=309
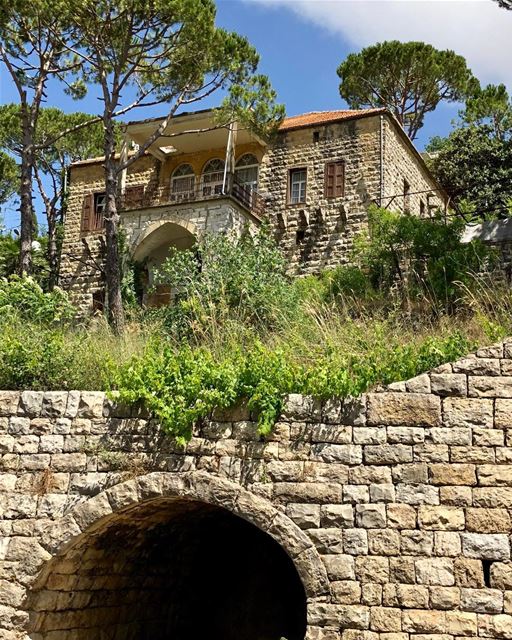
left=119, top=172, right=266, bottom=220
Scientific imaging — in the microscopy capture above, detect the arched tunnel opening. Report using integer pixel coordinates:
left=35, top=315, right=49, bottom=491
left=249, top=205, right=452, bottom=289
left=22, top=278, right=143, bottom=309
left=27, top=498, right=308, bottom=640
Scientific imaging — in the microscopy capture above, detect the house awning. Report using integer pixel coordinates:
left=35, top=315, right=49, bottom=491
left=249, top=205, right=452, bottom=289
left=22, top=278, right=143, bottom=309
left=125, top=109, right=266, bottom=161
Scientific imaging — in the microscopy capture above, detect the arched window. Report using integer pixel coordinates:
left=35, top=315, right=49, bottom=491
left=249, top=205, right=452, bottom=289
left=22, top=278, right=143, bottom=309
left=235, top=154, right=259, bottom=192
left=170, top=164, right=195, bottom=202
left=201, top=158, right=225, bottom=196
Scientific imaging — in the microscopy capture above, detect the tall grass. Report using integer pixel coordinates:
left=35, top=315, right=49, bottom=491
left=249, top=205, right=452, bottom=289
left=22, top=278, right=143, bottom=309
left=0, top=223, right=510, bottom=441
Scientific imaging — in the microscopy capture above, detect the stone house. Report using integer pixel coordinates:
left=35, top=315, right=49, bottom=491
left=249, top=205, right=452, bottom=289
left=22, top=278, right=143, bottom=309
left=59, top=107, right=446, bottom=313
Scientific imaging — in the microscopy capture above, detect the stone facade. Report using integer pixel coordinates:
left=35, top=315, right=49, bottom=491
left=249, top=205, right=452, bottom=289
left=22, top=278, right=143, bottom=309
left=1, top=340, right=512, bottom=638
left=59, top=155, right=257, bottom=314
left=59, top=110, right=445, bottom=313
left=260, top=112, right=444, bottom=275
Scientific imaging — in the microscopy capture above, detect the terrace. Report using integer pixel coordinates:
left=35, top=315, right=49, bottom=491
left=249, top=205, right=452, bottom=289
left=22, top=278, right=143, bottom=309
left=119, top=109, right=267, bottom=220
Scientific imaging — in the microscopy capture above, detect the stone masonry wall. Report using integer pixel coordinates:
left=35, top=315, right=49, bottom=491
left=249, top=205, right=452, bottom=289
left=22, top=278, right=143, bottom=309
left=59, top=156, right=159, bottom=315
left=1, top=340, right=512, bottom=638
left=382, top=117, right=444, bottom=218
left=259, top=116, right=382, bottom=275
left=259, top=113, right=445, bottom=275
left=59, top=155, right=257, bottom=316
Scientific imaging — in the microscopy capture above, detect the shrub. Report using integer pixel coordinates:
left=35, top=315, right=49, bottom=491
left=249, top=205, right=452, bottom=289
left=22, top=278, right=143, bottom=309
left=327, top=265, right=373, bottom=299
left=111, top=340, right=241, bottom=444
left=0, top=276, right=74, bottom=324
left=0, top=322, right=79, bottom=389
left=111, top=329, right=473, bottom=443
left=317, top=265, right=378, bottom=304
left=152, top=227, right=300, bottom=335
left=0, top=235, right=51, bottom=287
left=352, top=207, right=494, bottom=310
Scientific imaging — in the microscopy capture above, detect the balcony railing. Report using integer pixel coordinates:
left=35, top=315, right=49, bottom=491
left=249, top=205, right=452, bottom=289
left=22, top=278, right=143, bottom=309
left=120, top=173, right=265, bottom=219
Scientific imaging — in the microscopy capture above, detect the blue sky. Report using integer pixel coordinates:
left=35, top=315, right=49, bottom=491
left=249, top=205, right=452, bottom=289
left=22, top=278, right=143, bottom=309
left=1, top=0, right=510, bottom=228
left=216, top=0, right=457, bottom=147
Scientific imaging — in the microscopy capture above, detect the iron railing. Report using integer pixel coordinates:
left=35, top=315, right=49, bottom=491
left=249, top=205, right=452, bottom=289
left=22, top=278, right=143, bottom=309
left=120, top=173, right=265, bottom=218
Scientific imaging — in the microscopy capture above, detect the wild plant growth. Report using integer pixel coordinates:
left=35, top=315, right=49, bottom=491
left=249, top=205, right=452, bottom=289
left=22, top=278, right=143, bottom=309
left=0, top=215, right=506, bottom=442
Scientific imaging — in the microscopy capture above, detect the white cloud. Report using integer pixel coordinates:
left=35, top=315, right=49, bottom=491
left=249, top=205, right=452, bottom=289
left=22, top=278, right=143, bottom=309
left=248, top=0, right=512, bottom=87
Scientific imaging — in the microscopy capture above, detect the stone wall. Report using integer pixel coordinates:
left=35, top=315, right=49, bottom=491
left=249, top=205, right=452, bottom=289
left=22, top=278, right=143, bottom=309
left=259, top=112, right=445, bottom=275
left=59, top=156, right=160, bottom=315
left=259, top=115, right=381, bottom=275
left=59, top=155, right=257, bottom=316
left=382, top=117, right=444, bottom=217
left=1, top=340, right=512, bottom=638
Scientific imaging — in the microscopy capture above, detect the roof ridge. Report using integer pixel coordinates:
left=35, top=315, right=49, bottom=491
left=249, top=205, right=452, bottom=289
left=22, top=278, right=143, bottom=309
left=284, top=108, right=362, bottom=117
left=279, top=108, right=387, bottom=131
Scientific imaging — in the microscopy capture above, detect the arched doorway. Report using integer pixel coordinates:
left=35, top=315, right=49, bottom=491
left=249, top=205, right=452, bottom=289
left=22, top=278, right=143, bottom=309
left=201, top=158, right=225, bottom=196
left=170, top=163, right=196, bottom=202
left=132, top=220, right=196, bottom=307
left=27, top=497, right=308, bottom=640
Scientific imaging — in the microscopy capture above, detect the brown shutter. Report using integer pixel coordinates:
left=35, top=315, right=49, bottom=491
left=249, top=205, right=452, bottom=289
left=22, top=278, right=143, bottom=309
left=325, top=162, right=335, bottom=198
left=81, top=194, right=94, bottom=232
left=124, top=185, right=145, bottom=209
left=325, top=162, right=345, bottom=198
left=335, top=162, right=345, bottom=197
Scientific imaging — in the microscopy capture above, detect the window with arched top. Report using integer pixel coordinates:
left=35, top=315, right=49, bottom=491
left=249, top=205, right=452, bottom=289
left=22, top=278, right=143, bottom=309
left=235, top=154, right=259, bottom=192
left=170, top=164, right=195, bottom=202
left=201, top=158, right=225, bottom=196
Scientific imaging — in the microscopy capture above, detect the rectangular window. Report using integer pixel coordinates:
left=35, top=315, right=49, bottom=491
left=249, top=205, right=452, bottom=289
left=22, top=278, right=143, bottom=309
left=81, top=192, right=106, bottom=234
left=296, top=229, right=306, bottom=245
left=94, top=192, right=106, bottom=216
left=420, top=200, right=425, bottom=217
left=289, top=168, right=307, bottom=204
left=325, top=161, right=345, bottom=198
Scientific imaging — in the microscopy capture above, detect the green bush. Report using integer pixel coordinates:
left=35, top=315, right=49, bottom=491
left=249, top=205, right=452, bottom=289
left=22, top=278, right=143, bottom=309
left=0, top=235, right=51, bottom=288
left=111, top=329, right=473, bottom=443
left=110, top=340, right=241, bottom=444
left=0, top=314, right=137, bottom=390
left=0, top=276, right=74, bottom=324
left=316, top=265, right=377, bottom=303
left=0, top=322, right=79, bottom=389
left=352, top=207, right=494, bottom=309
left=152, top=227, right=300, bottom=335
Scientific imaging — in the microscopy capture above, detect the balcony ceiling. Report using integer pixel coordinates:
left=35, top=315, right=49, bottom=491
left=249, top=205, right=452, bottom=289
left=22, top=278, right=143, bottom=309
left=126, top=109, right=266, bottom=160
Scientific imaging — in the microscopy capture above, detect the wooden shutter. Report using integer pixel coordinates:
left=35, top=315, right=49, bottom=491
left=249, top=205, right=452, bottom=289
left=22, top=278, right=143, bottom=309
left=325, top=161, right=345, bottom=198
left=124, top=185, right=145, bottom=209
left=334, top=162, right=344, bottom=197
left=81, top=194, right=94, bottom=233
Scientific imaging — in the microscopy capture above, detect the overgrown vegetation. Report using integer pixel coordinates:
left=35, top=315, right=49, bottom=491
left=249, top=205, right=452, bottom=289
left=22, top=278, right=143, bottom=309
left=351, top=208, right=494, bottom=309
left=151, top=229, right=300, bottom=336
left=0, top=213, right=508, bottom=442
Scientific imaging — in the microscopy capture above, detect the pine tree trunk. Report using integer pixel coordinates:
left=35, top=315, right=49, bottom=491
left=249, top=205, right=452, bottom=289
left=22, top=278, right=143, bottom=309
left=103, top=120, right=124, bottom=333
left=19, top=115, right=34, bottom=275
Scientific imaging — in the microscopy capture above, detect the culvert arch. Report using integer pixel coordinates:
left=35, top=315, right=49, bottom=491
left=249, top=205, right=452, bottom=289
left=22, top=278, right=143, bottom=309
left=5, top=340, right=512, bottom=640
left=25, top=472, right=328, bottom=640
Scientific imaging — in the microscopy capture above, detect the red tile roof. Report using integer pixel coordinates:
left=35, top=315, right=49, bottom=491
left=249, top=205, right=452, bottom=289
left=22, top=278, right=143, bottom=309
left=279, top=108, right=387, bottom=132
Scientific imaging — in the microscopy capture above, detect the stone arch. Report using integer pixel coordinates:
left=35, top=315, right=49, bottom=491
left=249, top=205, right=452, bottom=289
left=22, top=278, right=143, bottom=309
left=25, top=471, right=329, bottom=639
left=131, top=218, right=198, bottom=263
left=130, top=218, right=198, bottom=305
